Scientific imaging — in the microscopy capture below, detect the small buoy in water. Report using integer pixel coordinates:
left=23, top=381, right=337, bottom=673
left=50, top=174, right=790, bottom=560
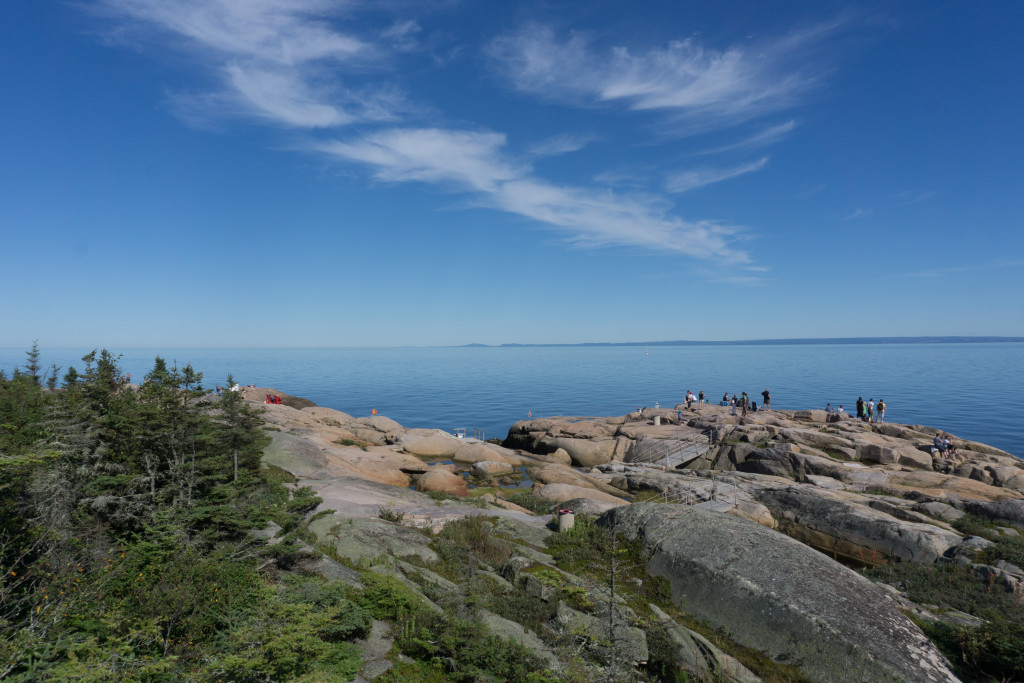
left=371, top=408, right=377, bottom=416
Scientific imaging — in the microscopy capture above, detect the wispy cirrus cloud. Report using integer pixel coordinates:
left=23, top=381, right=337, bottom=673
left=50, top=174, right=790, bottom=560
left=895, top=190, right=936, bottom=205
left=526, top=133, right=596, bottom=159
left=879, top=259, right=1024, bottom=280
left=487, top=21, right=843, bottom=130
left=844, top=208, right=874, bottom=220
left=95, top=0, right=397, bottom=128
left=665, top=157, right=769, bottom=193
left=697, top=120, right=798, bottom=155
left=314, top=127, right=750, bottom=261
left=92, top=1, right=766, bottom=262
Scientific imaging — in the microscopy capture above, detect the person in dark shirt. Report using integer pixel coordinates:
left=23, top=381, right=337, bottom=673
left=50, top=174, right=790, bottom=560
left=761, top=388, right=771, bottom=411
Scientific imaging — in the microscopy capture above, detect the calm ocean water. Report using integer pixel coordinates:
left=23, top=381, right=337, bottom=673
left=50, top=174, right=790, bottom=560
left=2, top=344, right=1021, bottom=457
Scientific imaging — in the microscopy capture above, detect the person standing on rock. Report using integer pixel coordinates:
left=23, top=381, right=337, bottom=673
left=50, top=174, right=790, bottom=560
left=867, top=399, right=875, bottom=423
left=877, top=399, right=886, bottom=423
left=730, top=394, right=738, bottom=416
left=698, top=390, right=705, bottom=409
left=856, top=397, right=864, bottom=420
left=761, top=388, right=771, bottom=411
left=741, top=392, right=749, bottom=417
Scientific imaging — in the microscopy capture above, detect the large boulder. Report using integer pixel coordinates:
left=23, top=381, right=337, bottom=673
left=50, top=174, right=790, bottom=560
left=454, top=441, right=521, bottom=465
left=648, top=604, right=761, bottom=683
left=538, top=436, right=619, bottom=467
left=400, top=433, right=461, bottom=457
left=307, top=515, right=439, bottom=564
left=530, top=463, right=628, bottom=497
left=602, top=504, right=959, bottom=683
left=471, top=460, right=514, bottom=477
left=962, top=499, right=1024, bottom=530
left=262, top=431, right=330, bottom=478
left=753, top=486, right=962, bottom=564
left=416, top=467, right=469, bottom=497
left=737, top=448, right=851, bottom=484
left=533, top=483, right=628, bottom=507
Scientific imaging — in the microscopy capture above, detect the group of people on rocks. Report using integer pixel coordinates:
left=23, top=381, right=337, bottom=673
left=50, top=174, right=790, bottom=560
left=683, top=390, right=705, bottom=410
left=824, top=398, right=886, bottom=422
left=854, top=397, right=885, bottom=423
left=717, top=388, right=771, bottom=417
left=932, top=433, right=960, bottom=458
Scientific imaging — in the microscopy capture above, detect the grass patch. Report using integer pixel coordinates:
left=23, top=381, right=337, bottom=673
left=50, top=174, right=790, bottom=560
left=433, top=516, right=514, bottom=580
left=262, top=463, right=297, bottom=484
left=334, top=437, right=368, bottom=449
left=378, top=504, right=405, bottom=523
left=501, top=491, right=553, bottom=514
left=353, top=572, right=559, bottom=682
left=864, top=561, right=1024, bottom=681
left=426, top=490, right=458, bottom=504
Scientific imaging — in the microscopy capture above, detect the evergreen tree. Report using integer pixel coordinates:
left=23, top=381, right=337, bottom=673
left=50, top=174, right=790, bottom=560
left=22, top=341, right=41, bottom=387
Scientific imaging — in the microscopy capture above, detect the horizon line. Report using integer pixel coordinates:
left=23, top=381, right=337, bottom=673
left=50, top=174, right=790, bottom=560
left=4, top=335, right=1024, bottom=351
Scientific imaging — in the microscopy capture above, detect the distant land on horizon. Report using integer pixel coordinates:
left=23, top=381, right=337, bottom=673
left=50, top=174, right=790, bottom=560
left=460, top=336, right=1024, bottom=348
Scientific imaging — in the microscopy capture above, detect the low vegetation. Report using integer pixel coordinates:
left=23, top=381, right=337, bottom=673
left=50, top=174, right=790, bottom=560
left=863, top=514, right=1024, bottom=682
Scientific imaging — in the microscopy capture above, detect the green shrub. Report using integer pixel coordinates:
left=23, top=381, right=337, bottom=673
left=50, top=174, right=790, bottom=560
left=351, top=573, right=431, bottom=622
left=486, top=586, right=559, bottom=632
left=433, top=516, right=513, bottom=577
left=427, top=490, right=458, bottom=503
left=501, top=491, right=552, bottom=514
left=864, top=561, right=1024, bottom=681
left=954, top=512, right=997, bottom=537
left=281, top=576, right=373, bottom=641
left=378, top=504, right=406, bottom=523
left=979, top=534, right=1024, bottom=568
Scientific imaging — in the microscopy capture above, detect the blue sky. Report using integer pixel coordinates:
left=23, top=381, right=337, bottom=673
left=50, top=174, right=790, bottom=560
left=2, top=0, right=1022, bottom=347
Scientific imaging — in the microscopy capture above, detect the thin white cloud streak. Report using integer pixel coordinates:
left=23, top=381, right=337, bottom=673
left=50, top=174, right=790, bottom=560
left=665, top=157, right=769, bottom=193
left=488, top=22, right=841, bottom=128
left=99, top=0, right=367, bottom=65
left=97, top=0, right=396, bottom=128
left=225, top=64, right=353, bottom=127
left=315, top=128, right=749, bottom=261
left=895, top=190, right=936, bottom=205
left=880, top=259, right=1024, bottom=280
left=843, top=208, right=873, bottom=220
left=527, top=133, right=595, bottom=158
left=795, top=183, right=825, bottom=198
left=697, top=120, right=798, bottom=155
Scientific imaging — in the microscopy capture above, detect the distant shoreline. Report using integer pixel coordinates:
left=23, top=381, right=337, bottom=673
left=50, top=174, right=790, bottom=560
left=461, top=336, right=1024, bottom=348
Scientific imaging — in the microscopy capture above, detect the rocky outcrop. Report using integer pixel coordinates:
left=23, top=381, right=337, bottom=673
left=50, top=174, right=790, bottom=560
left=648, top=604, right=761, bottom=683
left=751, top=485, right=962, bottom=564
left=533, top=482, right=628, bottom=506
left=416, top=466, right=469, bottom=497
left=246, top=389, right=1024, bottom=681
left=603, top=504, right=960, bottom=683
left=307, top=515, right=440, bottom=564
left=554, top=601, right=648, bottom=666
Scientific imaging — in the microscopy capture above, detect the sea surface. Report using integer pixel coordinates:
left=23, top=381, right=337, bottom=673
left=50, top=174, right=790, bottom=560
left=2, top=343, right=1022, bottom=457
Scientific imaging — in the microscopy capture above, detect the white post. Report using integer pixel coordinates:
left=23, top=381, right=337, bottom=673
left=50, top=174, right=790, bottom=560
left=558, top=509, right=575, bottom=533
